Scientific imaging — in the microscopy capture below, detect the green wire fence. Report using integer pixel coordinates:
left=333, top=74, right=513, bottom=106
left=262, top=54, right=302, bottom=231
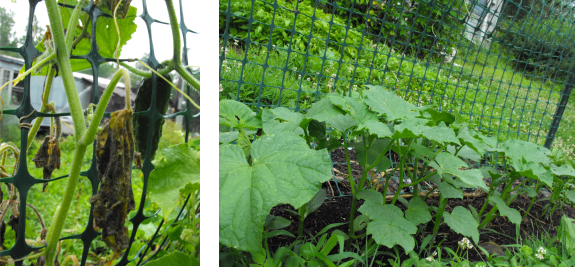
left=219, top=0, right=574, bottom=196
left=0, top=0, right=199, bottom=265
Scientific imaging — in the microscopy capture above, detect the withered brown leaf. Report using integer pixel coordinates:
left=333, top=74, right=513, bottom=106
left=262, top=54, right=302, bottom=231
left=32, top=121, right=61, bottom=192
left=133, top=152, right=142, bottom=169
left=90, top=109, right=135, bottom=254
left=32, top=135, right=61, bottom=192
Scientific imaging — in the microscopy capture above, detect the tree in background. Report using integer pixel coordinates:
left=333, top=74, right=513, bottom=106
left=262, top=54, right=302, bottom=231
left=0, top=7, right=19, bottom=57
left=0, top=7, right=44, bottom=57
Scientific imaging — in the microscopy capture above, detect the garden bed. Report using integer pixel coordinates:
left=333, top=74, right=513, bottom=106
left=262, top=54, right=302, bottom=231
left=269, top=194, right=575, bottom=262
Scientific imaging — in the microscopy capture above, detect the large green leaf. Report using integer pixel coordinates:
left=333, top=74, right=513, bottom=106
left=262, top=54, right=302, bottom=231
left=443, top=206, right=479, bottom=243
left=305, top=97, right=345, bottom=122
left=148, top=144, right=200, bottom=218
left=512, top=159, right=553, bottom=186
left=352, top=138, right=392, bottom=172
left=262, top=109, right=303, bottom=135
left=219, top=132, right=239, bottom=144
left=499, top=139, right=551, bottom=166
left=358, top=199, right=403, bottom=221
left=367, top=217, right=417, bottom=253
left=24, top=0, right=138, bottom=76
left=92, top=3, right=138, bottom=58
left=364, top=85, right=418, bottom=121
left=271, top=107, right=304, bottom=125
left=219, top=100, right=262, bottom=129
left=327, top=114, right=357, bottom=132
left=443, top=174, right=474, bottom=189
left=405, top=197, right=431, bottom=225
left=490, top=196, right=521, bottom=225
left=437, top=181, right=463, bottom=199
left=421, top=122, right=460, bottom=145
left=326, top=94, right=377, bottom=123
left=447, top=145, right=482, bottom=162
left=356, top=189, right=384, bottom=205
left=144, top=251, right=200, bottom=266
left=219, top=132, right=332, bottom=253
left=359, top=193, right=417, bottom=252
left=424, top=109, right=455, bottom=125
left=566, top=190, right=575, bottom=204
left=457, top=127, right=485, bottom=155
left=429, top=152, right=487, bottom=191
left=550, top=164, right=575, bottom=178
left=471, top=129, right=497, bottom=148
left=357, top=120, right=392, bottom=139
left=392, top=118, right=432, bottom=138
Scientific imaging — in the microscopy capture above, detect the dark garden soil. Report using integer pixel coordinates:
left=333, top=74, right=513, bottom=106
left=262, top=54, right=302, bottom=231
left=268, top=148, right=575, bottom=263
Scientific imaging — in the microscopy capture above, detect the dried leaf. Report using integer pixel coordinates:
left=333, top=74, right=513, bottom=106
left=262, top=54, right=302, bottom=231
left=32, top=135, right=62, bottom=192
left=102, top=0, right=133, bottom=18
left=90, top=109, right=135, bottom=254
left=32, top=136, right=51, bottom=168
left=133, top=152, right=142, bottom=169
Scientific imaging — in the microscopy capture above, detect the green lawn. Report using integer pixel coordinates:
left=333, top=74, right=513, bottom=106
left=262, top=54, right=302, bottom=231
left=219, top=38, right=574, bottom=158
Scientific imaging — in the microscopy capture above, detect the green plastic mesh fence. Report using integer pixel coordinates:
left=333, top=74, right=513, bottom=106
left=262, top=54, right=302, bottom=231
left=0, top=0, right=198, bottom=265
left=219, top=0, right=574, bottom=196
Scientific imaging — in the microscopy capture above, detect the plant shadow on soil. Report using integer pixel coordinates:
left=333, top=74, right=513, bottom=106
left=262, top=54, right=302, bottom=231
left=268, top=147, right=575, bottom=263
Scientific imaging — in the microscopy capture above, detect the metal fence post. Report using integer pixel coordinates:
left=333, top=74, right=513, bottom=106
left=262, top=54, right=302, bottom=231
left=544, top=72, right=575, bottom=149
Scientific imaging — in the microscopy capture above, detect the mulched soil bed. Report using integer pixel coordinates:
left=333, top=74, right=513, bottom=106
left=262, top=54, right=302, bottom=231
left=268, top=193, right=575, bottom=262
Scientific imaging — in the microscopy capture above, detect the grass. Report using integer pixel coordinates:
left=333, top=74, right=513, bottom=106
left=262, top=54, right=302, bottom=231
left=219, top=36, right=575, bottom=156
left=0, top=120, right=187, bottom=265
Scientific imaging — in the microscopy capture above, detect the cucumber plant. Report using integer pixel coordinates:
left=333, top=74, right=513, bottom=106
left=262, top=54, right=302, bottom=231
left=0, top=0, right=200, bottom=265
left=219, top=85, right=575, bottom=265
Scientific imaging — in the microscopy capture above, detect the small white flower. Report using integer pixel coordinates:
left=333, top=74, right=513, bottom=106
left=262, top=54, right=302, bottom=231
left=537, top=246, right=546, bottom=255
left=432, top=251, right=437, bottom=256
left=536, top=253, right=544, bottom=260
left=425, top=256, right=434, bottom=262
left=219, top=84, right=224, bottom=92
left=458, top=237, right=473, bottom=249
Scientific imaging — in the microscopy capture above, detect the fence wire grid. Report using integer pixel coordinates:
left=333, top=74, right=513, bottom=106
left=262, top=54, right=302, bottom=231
left=219, top=0, right=575, bottom=197
left=0, top=0, right=199, bottom=265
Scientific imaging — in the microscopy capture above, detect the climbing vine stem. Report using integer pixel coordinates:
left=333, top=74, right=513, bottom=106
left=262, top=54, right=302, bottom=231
left=164, top=0, right=200, bottom=92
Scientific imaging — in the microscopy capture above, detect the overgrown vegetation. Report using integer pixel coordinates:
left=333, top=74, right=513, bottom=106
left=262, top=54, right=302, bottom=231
left=0, top=0, right=200, bottom=265
left=0, top=120, right=196, bottom=265
left=219, top=86, right=575, bottom=266
left=219, top=0, right=575, bottom=264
